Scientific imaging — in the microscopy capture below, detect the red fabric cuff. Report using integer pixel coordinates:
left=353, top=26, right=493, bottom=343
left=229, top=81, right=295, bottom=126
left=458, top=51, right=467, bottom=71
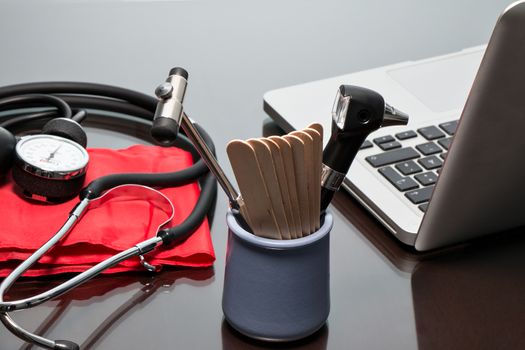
left=0, top=145, right=215, bottom=277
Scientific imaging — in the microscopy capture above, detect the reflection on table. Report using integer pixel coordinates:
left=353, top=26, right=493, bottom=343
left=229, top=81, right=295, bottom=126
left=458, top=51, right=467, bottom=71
left=335, top=190, right=525, bottom=350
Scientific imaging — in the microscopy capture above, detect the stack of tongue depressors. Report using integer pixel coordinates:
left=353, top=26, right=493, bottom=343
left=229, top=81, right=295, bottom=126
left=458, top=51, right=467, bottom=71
left=227, top=123, right=323, bottom=239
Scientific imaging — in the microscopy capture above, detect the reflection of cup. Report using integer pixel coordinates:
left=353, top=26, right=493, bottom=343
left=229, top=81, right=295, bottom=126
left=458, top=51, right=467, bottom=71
left=222, top=211, right=333, bottom=342
left=221, top=320, right=329, bottom=350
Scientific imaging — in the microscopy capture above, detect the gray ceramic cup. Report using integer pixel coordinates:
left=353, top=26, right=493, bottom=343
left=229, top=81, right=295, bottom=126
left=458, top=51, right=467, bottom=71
left=222, top=211, right=333, bottom=342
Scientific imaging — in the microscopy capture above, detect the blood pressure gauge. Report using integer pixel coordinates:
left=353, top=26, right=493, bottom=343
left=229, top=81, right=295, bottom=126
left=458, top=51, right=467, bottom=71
left=12, top=134, right=89, bottom=202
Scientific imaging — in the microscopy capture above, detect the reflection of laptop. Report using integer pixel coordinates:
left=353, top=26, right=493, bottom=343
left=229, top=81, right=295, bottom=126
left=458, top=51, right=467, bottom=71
left=410, top=235, right=525, bottom=350
left=263, top=2, right=525, bottom=251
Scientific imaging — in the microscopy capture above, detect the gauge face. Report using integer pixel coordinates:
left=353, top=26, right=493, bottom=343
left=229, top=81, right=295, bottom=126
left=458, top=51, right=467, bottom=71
left=16, top=135, right=89, bottom=177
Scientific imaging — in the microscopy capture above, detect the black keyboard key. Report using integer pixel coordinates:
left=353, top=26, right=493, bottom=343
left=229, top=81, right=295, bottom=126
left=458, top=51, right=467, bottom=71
left=438, top=137, right=453, bottom=150
left=418, top=126, right=445, bottom=140
left=373, top=135, right=395, bottom=145
left=405, top=186, right=434, bottom=204
left=416, top=142, right=442, bottom=155
left=418, top=156, right=443, bottom=170
left=439, top=120, right=458, bottom=135
left=440, top=152, right=447, bottom=160
left=418, top=203, right=429, bottom=212
left=360, top=140, right=373, bottom=150
left=395, top=130, right=417, bottom=140
left=379, top=141, right=401, bottom=151
left=395, top=160, right=422, bottom=175
left=414, top=171, right=438, bottom=186
left=366, top=147, right=420, bottom=167
left=378, top=167, right=419, bottom=191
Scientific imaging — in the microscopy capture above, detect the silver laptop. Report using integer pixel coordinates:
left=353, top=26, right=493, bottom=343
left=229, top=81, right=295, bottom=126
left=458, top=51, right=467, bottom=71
left=263, top=1, right=525, bottom=251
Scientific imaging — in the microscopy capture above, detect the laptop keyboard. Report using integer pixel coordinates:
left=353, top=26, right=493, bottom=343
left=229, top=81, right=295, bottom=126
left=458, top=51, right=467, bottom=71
left=362, top=119, right=458, bottom=212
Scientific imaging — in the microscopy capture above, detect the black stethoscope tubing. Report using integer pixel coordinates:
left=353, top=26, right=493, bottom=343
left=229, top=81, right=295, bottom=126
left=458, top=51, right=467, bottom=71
left=0, top=81, right=218, bottom=350
left=0, top=81, right=218, bottom=244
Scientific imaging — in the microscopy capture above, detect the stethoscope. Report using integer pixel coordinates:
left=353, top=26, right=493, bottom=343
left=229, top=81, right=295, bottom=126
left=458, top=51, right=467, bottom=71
left=0, top=68, right=218, bottom=350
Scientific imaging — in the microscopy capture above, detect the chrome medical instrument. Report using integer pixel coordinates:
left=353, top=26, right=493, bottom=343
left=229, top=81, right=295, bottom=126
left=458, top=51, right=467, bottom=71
left=151, top=68, right=246, bottom=216
left=320, top=85, right=409, bottom=210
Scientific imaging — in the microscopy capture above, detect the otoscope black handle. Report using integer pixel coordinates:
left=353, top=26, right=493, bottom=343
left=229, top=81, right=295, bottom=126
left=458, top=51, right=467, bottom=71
left=320, top=190, right=335, bottom=213
left=320, top=130, right=368, bottom=211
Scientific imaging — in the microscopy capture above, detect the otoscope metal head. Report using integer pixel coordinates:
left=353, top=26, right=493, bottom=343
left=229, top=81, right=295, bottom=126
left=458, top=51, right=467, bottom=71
left=151, top=67, right=189, bottom=145
left=383, top=103, right=409, bottom=127
left=331, top=84, right=408, bottom=135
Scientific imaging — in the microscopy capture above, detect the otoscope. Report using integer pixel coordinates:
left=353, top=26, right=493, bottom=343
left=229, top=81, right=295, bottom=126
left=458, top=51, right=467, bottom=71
left=320, top=85, right=409, bottom=210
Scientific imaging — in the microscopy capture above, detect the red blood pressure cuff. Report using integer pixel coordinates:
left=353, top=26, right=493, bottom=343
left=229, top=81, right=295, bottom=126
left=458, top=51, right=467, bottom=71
left=0, top=145, right=215, bottom=277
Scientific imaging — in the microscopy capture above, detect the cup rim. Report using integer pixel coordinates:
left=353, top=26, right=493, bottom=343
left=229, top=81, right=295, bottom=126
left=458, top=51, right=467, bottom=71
left=226, top=210, right=333, bottom=249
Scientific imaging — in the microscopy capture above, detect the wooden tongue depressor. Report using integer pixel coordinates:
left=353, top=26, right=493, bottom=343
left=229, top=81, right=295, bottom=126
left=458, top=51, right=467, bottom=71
left=268, top=136, right=302, bottom=239
left=303, top=126, right=322, bottom=230
left=226, top=140, right=281, bottom=239
left=289, top=130, right=315, bottom=235
left=263, top=138, right=298, bottom=239
left=247, top=139, right=291, bottom=239
left=283, top=134, right=310, bottom=237
left=307, top=123, right=323, bottom=143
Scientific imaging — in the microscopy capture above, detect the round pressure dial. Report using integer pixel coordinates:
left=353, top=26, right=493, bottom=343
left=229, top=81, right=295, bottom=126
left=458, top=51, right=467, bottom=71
left=13, top=134, right=89, bottom=202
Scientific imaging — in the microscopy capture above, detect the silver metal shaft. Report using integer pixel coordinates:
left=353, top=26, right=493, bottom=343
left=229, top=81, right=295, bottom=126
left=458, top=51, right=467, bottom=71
left=180, top=112, right=244, bottom=210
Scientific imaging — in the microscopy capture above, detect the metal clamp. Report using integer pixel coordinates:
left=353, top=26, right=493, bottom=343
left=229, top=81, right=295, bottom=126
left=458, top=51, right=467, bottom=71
left=139, top=255, right=160, bottom=272
left=321, top=163, right=346, bottom=191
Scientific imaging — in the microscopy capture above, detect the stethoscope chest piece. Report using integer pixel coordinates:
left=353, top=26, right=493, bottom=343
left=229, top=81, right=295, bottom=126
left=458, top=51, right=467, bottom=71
left=13, top=134, right=89, bottom=202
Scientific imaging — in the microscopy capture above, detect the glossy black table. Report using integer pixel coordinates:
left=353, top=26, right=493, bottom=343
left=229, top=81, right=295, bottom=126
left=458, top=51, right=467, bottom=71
left=2, top=117, right=525, bottom=349
left=1, top=1, right=522, bottom=349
